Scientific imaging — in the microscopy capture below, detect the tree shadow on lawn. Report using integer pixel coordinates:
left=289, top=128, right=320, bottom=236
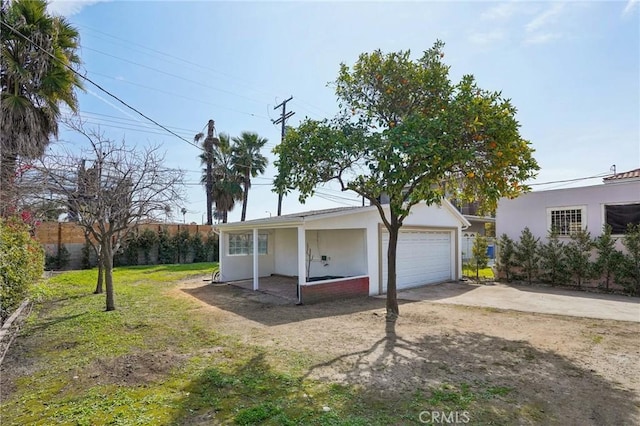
left=182, top=283, right=418, bottom=326
left=170, top=321, right=638, bottom=425
left=302, top=321, right=638, bottom=425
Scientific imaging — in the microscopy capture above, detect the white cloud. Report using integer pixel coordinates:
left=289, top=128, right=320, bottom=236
left=623, top=0, right=639, bottom=16
left=480, top=2, right=520, bottom=21
left=47, top=0, right=108, bottom=17
left=525, top=2, right=566, bottom=33
left=469, top=29, right=505, bottom=46
left=523, top=32, right=562, bottom=45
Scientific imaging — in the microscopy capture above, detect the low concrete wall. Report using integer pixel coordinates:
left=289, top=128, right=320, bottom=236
left=300, top=275, right=369, bottom=304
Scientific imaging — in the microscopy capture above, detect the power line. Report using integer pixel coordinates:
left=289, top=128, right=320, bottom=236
left=529, top=172, right=611, bottom=187
left=82, top=46, right=269, bottom=107
left=87, top=70, right=269, bottom=119
left=0, top=19, right=203, bottom=152
left=78, top=23, right=331, bottom=116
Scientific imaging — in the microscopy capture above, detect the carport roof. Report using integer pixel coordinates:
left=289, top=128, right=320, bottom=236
left=216, top=206, right=367, bottom=230
left=215, top=199, right=471, bottom=231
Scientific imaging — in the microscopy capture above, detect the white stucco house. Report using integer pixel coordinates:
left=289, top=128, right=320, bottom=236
left=496, top=168, right=640, bottom=244
left=215, top=200, right=471, bottom=304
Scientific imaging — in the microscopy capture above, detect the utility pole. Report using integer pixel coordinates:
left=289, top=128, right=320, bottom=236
left=203, top=120, right=218, bottom=225
left=273, top=96, right=294, bottom=216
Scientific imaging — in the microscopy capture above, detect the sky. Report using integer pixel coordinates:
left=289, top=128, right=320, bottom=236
left=43, top=0, right=640, bottom=224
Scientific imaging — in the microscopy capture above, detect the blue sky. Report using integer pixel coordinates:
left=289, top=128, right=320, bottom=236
left=46, top=0, right=639, bottom=224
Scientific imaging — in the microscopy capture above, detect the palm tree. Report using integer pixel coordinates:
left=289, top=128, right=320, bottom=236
left=231, top=132, right=268, bottom=221
left=199, top=133, right=242, bottom=223
left=0, top=0, right=83, bottom=213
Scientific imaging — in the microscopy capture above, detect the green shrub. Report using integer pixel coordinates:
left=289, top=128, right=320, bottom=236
left=617, top=223, right=640, bottom=296
left=137, top=228, right=158, bottom=265
left=172, top=229, right=191, bottom=263
left=157, top=227, right=175, bottom=264
left=0, top=217, right=45, bottom=321
left=538, top=231, right=569, bottom=286
left=496, top=233, right=515, bottom=282
left=593, top=225, right=622, bottom=291
left=81, top=239, right=94, bottom=269
left=44, top=244, right=70, bottom=270
left=565, top=228, right=593, bottom=288
left=470, top=235, right=489, bottom=281
left=514, top=227, right=540, bottom=285
left=191, top=232, right=207, bottom=263
left=205, top=231, right=219, bottom=262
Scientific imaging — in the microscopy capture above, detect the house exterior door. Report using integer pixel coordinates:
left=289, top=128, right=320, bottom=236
left=381, top=229, right=452, bottom=293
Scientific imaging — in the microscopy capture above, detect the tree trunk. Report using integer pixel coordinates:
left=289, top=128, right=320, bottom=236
left=386, top=222, right=400, bottom=320
left=240, top=178, right=249, bottom=222
left=94, top=254, right=104, bottom=294
left=102, top=239, right=116, bottom=311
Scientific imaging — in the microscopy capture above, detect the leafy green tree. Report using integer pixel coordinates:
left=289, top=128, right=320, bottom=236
left=593, top=225, right=622, bottom=291
left=198, top=133, right=242, bottom=224
left=538, top=231, right=569, bottom=286
left=514, top=227, right=540, bottom=285
left=232, top=132, right=268, bottom=222
left=471, top=235, right=489, bottom=281
left=617, top=223, right=640, bottom=295
left=496, top=234, right=516, bottom=282
left=274, top=42, right=539, bottom=318
left=0, top=0, right=83, bottom=212
left=565, top=228, right=593, bottom=288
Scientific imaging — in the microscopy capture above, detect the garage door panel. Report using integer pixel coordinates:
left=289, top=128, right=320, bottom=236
left=381, top=230, right=452, bottom=292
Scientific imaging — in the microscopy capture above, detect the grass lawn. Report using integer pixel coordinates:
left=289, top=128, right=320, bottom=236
left=3, top=263, right=637, bottom=425
left=1, top=264, right=412, bottom=425
left=462, top=266, right=495, bottom=280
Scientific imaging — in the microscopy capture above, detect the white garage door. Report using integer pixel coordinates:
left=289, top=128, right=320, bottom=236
left=381, top=230, right=452, bottom=292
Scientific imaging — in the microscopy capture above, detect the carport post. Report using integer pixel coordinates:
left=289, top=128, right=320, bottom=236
left=252, top=228, right=259, bottom=291
left=297, top=226, right=305, bottom=303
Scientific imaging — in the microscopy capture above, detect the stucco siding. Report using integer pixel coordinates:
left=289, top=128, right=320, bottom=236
left=305, top=229, right=367, bottom=278
left=218, top=201, right=467, bottom=296
left=274, top=228, right=297, bottom=276
left=219, top=231, right=275, bottom=281
left=497, top=181, right=640, bottom=242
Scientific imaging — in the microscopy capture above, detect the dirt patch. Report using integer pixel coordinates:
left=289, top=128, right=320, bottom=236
left=174, top=277, right=640, bottom=424
left=80, top=350, right=190, bottom=386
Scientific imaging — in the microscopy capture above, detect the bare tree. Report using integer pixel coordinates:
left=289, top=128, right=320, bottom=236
left=33, top=123, right=184, bottom=311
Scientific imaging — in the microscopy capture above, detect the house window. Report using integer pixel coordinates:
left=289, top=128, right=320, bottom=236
left=228, top=233, right=268, bottom=255
left=548, top=207, right=585, bottom=236
left=605, top=203, right=640, bottom=234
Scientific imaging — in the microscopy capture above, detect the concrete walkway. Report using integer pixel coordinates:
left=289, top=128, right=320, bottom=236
left=396, top=282, right=640, bottom=322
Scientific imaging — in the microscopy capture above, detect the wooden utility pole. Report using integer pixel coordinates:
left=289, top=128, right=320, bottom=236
left=203, top=120, right=217, bottom=225
left=273, top=96, right=294, bottom=216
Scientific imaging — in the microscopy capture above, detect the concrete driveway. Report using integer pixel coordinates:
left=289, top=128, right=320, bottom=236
left=396, top=282, right=640, bottom=322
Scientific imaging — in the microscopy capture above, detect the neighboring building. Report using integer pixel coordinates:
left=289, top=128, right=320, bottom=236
left=216, top=201, right=470, bottom=304
left=496, top=168, right=640, bottom=244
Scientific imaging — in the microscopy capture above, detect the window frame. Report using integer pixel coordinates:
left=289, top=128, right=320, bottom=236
left=227, top=233, right=268, bottom=256
left=546, top=205, right=587, bottom=237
